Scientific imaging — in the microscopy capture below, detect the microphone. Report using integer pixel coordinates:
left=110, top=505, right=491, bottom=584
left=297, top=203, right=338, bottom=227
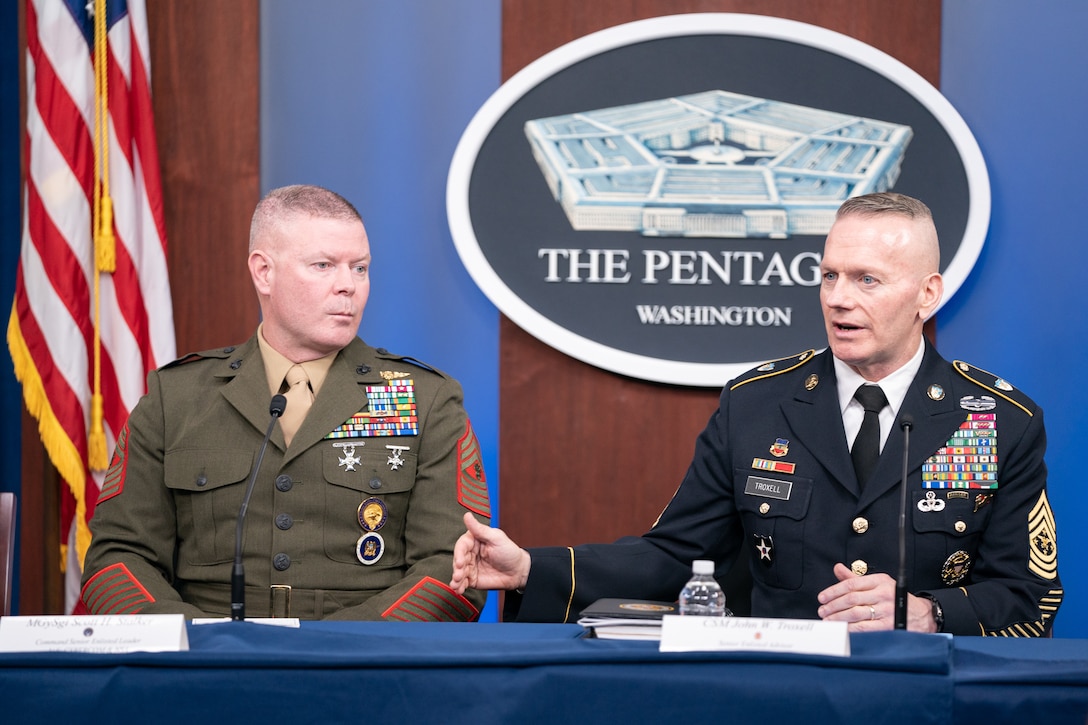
left=231, top=394, right=287, bottom=621
left=894, top=415, right=914, bottom=630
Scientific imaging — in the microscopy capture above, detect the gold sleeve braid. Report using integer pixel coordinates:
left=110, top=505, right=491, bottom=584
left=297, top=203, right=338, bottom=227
left=562, top=547, right=576, bottom=623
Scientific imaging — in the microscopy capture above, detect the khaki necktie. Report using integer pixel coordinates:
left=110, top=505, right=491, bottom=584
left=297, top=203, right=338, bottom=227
left=279, top=364, right=314, bottom=446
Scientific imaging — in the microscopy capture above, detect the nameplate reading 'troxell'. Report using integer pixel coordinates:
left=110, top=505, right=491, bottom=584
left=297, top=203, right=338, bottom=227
left=0, top=614, right=188, bottom=654
left=659, top=615, right=850, bottom=657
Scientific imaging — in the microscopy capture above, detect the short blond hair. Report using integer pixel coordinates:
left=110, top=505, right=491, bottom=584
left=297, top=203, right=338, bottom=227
left=836, top=192, right=933, bottom=222
left=249, top=184, right=362, bottom=252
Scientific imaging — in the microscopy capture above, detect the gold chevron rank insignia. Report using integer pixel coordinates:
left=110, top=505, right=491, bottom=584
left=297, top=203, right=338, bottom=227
left=1027, top=490, right=1058, bottom=580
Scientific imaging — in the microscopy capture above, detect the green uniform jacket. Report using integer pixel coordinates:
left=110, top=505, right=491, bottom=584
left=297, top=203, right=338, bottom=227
left=81, top=336, right=490, bottom=620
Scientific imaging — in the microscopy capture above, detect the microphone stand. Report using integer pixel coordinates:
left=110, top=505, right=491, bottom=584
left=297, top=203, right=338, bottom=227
left=894, top=416, right=913, bottom=630
left=231, top=394, right=287, bottom=621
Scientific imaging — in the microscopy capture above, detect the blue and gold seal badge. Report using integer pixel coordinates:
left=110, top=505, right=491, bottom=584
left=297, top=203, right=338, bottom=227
left=356, top=497, right=387, bottom=565
left=356, top=533, right=384, bottom=565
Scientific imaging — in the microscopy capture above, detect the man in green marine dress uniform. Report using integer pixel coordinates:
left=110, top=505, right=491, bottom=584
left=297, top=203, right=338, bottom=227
left=82, top=184, right=490, bottom=620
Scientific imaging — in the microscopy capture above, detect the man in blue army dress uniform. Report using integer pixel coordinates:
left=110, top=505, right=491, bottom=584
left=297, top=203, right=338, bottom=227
left=451, top=192, right=1061, bottom=636
left=81, top=184, right=490, bottom=620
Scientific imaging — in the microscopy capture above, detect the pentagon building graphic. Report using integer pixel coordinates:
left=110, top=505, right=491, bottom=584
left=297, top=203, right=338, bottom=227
left=524, top=90, right=912, bottom=238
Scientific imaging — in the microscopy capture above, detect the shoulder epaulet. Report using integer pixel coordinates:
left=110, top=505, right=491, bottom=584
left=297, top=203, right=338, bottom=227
left=952, top=360, right=1034, bottom=417
left=729, top=349, right=817, bottom=391
left=159, top=345, right=240, bottom=371
left=373, top=348, right=448, bottom=379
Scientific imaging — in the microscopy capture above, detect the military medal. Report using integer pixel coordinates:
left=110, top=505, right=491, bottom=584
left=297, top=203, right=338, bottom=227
left=334, top=441, right=363, bottom=471
left=752, top=457, right=796, bottom=475
left=355, top=497, right=388, bottom=565
left=922, top=413, right=999, bottom=489
left=386, top=445, right=409, bottom=471
left=753, top=534, right=774, bottom=566
left=357, top=497, right=388, bottom=532
left=356, top=532, right=385, bottom=565
left=326, top=379, right=420, bottom=439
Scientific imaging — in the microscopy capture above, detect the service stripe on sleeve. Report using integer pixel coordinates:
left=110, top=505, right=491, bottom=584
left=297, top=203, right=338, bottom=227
left=98, top=422, right=130, bottom=503
left=456, top=420, right=491, bottom=517
left=80, top=562, right=155, bottom=614
left=381, top=576, right=479, bottom=622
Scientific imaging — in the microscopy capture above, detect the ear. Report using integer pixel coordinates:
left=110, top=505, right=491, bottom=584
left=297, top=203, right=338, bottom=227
left=919, top=272, right=944, bottom=320
left=249, top=250, right=273, bottom=296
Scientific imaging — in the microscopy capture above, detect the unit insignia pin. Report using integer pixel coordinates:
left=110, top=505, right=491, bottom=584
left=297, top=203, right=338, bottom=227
left=994, top=378, right=1013, bottom=391
left=804, top=374, right=818, bottom=391
left=1033, top=529, right=1055, bottom=558
left=769, top=438, right=789, bottom=457
left=356, top=532, right=385, bottom=565
left=917, top=490, right=946, bottom=512
left=973, top=493, right=993, bottom=513
left=357, top=497, right=388, bottom=532
left=941, top=550, right=971, bottom=585
left=928, top=384, right=945, bottom=401
left=960, top=395, right=997, bottom=412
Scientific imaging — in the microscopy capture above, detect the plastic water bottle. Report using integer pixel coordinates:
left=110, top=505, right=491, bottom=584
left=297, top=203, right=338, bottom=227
left=678, top=559, right=731, bottom=616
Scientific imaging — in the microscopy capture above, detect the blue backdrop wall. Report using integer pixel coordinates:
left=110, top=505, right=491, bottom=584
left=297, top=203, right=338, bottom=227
left=259, top=0, right=503, bottom=619
left=937, top=2, right=1088, bottom=637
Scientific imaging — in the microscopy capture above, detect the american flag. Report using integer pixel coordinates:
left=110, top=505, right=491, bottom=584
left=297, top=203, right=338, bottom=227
left=8, top=0, right=175, bottom=610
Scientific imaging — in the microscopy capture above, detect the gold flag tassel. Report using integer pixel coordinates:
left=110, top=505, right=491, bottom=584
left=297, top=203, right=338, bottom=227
left=87, top=0, right=112, bottom=472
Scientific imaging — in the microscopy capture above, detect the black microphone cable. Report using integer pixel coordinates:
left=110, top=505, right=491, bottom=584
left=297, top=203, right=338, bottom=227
left=231, top=394, right=287, bottom=621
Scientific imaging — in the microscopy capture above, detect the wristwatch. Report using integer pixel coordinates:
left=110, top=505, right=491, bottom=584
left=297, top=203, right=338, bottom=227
left=919, top=593, right=944, bottom=632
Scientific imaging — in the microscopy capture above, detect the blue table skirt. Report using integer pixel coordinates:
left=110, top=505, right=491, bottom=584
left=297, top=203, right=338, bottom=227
left=1, top=622, right=1085, bottom=724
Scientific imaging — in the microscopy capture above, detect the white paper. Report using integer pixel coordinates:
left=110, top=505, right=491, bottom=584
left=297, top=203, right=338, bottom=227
left=0, top=614, right=188, bottom=653
left=659, top=615, right=850, bottom=657
left=192, top=617, right=300, bottom=627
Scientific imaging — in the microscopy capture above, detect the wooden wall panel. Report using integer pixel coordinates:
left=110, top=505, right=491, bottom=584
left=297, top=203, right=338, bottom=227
left=18, top=0, right=260, bottom=613
left=498, top=0, right=941, bottom=563
left=148, top=0, right=262, bottom=354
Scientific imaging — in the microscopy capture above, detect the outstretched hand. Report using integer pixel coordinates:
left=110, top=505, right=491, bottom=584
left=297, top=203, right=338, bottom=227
left=450, top=512, right=532, bottom=594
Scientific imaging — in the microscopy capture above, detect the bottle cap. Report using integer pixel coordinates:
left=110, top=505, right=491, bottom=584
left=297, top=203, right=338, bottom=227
left=692, top=559, right=715, bottom=575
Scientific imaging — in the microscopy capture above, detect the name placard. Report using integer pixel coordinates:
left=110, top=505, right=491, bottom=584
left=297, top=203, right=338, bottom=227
left=0, top=614, right=188, bottom=654
left=659, top=615, right=850, bottom=657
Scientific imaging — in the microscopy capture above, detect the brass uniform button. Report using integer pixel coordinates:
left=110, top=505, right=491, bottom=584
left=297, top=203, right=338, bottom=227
left=759, top=502, right=770, bottom=515
left=851, top=559, right=869, bottom=576
left=852, top=517, right=869, bottom=534
left=955, top=520, right=967, bottom=533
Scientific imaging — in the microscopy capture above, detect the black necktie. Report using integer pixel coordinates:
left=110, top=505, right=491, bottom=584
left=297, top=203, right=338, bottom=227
left=851, top=384, right=888, bottom=487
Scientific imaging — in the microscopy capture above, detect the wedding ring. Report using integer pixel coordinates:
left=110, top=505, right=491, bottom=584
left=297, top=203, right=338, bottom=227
left=869, top=605, right=876, bottom=621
